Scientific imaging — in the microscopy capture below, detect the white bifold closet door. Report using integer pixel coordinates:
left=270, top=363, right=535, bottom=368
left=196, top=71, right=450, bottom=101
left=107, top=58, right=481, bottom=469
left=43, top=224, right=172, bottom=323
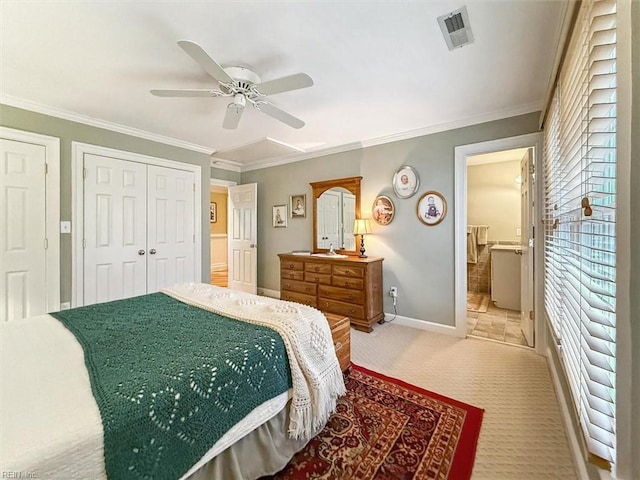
left=83, top=154, right=195, bottom=305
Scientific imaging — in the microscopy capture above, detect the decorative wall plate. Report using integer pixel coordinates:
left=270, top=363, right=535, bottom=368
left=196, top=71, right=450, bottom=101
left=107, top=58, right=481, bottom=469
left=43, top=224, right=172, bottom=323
left=392, top=165, right=420, bottom=199
left=417, top=191, right=447, bottom=226
left=372, top=195, right=395, bottom=226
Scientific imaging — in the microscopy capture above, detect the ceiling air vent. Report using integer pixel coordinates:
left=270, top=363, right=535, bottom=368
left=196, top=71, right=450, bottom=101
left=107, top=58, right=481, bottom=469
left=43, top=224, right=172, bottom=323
left=437, top=6, right=474, bottom=51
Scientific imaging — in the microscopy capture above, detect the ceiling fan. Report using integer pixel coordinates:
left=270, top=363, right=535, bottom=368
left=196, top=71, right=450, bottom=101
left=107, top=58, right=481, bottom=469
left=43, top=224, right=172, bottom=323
left=151, top=40, right=313, bottom=130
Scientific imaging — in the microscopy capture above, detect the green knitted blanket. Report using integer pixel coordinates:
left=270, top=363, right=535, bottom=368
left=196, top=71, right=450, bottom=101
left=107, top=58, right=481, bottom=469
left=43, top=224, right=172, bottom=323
left=50, top=292, right=292, bottom=480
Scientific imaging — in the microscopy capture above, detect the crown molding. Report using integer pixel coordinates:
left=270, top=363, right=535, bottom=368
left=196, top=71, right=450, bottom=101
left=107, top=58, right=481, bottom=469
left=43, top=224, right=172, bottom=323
left=1, top=94, right=215, bottom=155
left=209, top=158, right=242, bottom=173
left=241, top=101, right=542, bottom=172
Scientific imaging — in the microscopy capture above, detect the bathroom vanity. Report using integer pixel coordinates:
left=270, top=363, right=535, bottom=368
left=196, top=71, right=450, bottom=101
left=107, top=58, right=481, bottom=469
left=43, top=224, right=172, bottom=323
left=279, top=253, right=384, bottom=332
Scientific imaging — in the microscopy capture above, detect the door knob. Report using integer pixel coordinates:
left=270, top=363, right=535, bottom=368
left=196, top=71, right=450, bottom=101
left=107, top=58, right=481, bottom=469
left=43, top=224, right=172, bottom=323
left=149, top=249, right=157, bottom=255
left=250, top=243, right=257, bottom=248
left=138, top=249, right=145, bottom=255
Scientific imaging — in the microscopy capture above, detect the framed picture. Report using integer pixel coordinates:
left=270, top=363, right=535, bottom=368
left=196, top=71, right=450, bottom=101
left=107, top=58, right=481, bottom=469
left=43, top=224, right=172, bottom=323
left=290, top=194, right=306, bottom=218
left=417, top=191, right=447, bottom=226
left=273, top=205, right=288, bottom=227
left=210, top=202, right=217, bottom=223
left=392, top=165, right=420, bottom=199
left=372, top=195, right=395, bottom=226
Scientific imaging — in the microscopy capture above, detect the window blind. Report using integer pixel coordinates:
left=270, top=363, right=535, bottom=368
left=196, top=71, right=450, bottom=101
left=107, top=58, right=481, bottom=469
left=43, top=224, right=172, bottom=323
left=543, top=0, right=617, bottom=464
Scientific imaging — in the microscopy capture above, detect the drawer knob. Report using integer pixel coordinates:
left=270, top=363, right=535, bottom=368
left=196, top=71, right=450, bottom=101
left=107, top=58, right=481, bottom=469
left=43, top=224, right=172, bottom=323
left=289, top=263, right=294, bottom=268
left=334, top=341, right=343, bottom=352
left=344, top=282, right=350, bottom=287
left=350, top=308, right=355, bottom=313
left=315, top=276, right=319, bottom=281
left=289, top=274, right=294, bottom=278
left=285, top=283, right=290, bottom=288
left=315, top=267, right=319, bottom=272
left=348, top=295, right=354, bottom=300
left=305, top=287, right=310, bottom=292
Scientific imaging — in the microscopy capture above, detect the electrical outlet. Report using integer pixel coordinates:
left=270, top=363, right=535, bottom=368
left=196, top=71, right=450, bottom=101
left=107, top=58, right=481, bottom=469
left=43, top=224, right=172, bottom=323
left=389, top=286, right=398, bottom=298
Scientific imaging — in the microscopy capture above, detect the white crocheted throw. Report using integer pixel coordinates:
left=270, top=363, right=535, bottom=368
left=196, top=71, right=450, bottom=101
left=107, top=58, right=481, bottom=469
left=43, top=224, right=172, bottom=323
left=163, top=283, right=346, bottom=439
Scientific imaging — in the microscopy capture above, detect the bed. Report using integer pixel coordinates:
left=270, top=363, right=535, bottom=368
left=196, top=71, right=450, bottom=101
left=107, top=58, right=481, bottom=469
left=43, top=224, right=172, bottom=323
left=0, top=283, right=345, bottom=480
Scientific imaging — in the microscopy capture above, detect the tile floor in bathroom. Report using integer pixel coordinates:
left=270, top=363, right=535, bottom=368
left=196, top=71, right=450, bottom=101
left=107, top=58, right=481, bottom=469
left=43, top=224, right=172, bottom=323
left=467, top=303, right=528, bottom=347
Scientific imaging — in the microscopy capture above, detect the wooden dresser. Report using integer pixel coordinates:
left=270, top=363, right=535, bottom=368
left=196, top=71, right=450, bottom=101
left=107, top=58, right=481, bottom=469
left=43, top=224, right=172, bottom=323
left=278, top=253, right=384, bottom=332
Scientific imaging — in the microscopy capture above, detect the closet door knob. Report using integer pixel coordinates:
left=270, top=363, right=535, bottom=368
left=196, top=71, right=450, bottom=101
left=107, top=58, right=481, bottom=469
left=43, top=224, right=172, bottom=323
left=138, top=249, right=146, bottom=255
left=149, top=249, right=157, bottom=255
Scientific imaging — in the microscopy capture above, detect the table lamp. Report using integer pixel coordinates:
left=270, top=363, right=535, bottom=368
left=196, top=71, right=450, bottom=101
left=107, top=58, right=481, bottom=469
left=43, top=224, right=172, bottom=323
left=353, top=219, right=372, bottom=258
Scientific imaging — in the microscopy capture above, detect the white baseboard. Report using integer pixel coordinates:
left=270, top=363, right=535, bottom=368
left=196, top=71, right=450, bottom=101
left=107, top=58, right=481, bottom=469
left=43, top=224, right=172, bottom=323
left=546, top=346, right=591, bottom=480
left=210, top=263, right=227, bottom=272
left=386, top=314, right=459, bottom=336
left=258, top=288, right=280, bottom=299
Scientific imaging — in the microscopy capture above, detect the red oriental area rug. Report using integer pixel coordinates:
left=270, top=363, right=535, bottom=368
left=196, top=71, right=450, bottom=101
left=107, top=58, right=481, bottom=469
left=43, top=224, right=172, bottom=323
left=270, top=364, right=484, bottom=480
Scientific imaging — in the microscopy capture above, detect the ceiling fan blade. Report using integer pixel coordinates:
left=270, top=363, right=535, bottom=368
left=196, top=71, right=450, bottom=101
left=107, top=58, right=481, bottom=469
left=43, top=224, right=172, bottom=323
left=254, top=73, right=313, bottom=96
left=254, top=102, right=305, bottom=129
left=177, top=40, right=234, bottom=84
left=150, top=89, right=224, bottom=97
left=223, top=104, right=244, bottom=129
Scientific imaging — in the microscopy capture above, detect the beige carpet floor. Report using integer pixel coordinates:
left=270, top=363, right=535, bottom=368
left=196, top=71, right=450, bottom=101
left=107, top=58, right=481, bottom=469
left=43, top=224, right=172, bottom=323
left=351, top=322, right=577, bottom=479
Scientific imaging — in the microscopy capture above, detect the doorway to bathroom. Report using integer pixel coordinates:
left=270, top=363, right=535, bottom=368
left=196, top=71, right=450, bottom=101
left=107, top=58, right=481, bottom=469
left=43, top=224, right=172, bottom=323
left=465, top=148, right=531, bottom=347
left=453, top=133, right=545, bottom=354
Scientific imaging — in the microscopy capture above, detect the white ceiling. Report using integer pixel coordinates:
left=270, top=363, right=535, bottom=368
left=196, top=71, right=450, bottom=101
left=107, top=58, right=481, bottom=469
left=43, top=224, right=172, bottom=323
left=0, top=1, right=565, bottom=171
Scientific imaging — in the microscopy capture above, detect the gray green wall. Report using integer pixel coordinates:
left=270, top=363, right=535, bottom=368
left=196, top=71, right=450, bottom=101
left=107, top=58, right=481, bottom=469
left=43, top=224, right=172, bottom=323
left=210, top=166, right=240, bottom=184
left=0, top=103, right=213, bottom=304
left=241, top=112, right=540, bottom=325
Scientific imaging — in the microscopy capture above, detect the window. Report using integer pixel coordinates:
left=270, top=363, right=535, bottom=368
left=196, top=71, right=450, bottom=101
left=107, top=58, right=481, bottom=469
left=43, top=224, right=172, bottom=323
left=543, top=0, right=617, bottom=464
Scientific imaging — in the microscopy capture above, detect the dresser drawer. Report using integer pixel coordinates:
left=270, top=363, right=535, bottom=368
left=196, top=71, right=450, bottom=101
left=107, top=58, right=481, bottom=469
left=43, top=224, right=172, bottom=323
left=332, top=276, right=364, bottom=290
left=281, top=291, right=317, bottom=308
left=281, top=260, right=304, bottom=271
left=318, top=298, right=364, bottom=319
left=324, top=313, right=350, bottom=372
left=305, top=262, right=332, bottom=274
left=304, top=272, right=332, bottom=285
left=318, top=285, right=364, bottom=305
left=333, top=264, right=365, bottom=278
left=281, top=279, right=317, bottom=296
left=282, top=270, right=304, bottom=281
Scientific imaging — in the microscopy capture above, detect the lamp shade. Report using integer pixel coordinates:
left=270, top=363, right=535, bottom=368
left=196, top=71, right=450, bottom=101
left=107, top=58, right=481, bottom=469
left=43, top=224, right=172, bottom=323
left=353, top=218, right=371, bottom=235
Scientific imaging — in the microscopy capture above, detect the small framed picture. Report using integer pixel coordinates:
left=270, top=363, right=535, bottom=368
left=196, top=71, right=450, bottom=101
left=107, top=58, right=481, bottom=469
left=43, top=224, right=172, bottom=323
left=417, top=191, right=447, bottom=226
left=210, top=202, right=217, bottom=223
left=273, top=205, right=288, bottom=227
left=372, top=195, right=395, bottom=226
left=393, top=165, right=420, bottom=199
left=290, top=194, right=306, bottom=218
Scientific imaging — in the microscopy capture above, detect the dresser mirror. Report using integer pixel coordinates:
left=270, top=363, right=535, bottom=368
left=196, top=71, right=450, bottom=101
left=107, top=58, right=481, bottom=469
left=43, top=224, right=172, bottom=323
left=310, top=176, right=362, bottom=255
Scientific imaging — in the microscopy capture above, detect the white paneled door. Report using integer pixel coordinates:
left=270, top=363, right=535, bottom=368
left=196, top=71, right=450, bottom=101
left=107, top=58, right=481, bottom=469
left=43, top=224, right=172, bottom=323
left=0, top=139, right=46, bottom=321
left=83, top=154, right=148, bottom=304
left=228, top=183, right=257, bottom=294
left=147, top=165, right=195, bottom=293
left=520, top=149, right=534, bottom=347
left=82, top=154, right=196, bottom=305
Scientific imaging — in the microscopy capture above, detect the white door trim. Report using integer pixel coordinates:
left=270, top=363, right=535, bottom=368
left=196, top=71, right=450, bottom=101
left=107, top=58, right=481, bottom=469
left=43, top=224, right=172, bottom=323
left=454, top=132, right=546, bottom=355
left=0, top=127, right=60, bottom=313
left=72, top=142, right=202, bottom=306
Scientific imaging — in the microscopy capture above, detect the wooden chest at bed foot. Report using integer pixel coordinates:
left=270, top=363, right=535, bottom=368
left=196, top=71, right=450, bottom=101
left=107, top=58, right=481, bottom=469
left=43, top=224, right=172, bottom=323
left=323, top=313, right=351, bottom=373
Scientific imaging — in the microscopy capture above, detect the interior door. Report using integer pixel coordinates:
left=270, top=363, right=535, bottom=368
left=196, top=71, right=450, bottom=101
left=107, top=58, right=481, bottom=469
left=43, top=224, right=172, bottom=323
left=228, top=183, right=257, bottom=294
left=317, top=190, right=341, bottom=249
left=147, top=165, right=195, bottom=293
left=342, top=192, right=356, bottom=250
left=0, top=139, right=47, bottom=321
left=520, top=149, right=534, bottom=346
left=83, top=154, right=147, bottom=305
